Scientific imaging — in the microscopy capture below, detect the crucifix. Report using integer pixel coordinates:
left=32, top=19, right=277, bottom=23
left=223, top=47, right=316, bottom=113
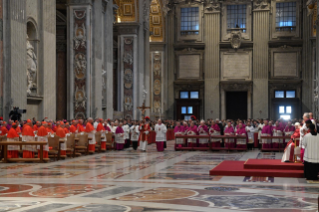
left=137, top=101, right=151, bottom=119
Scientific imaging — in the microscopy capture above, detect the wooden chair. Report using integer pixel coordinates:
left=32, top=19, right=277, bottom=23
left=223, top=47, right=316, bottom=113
left=95, top=131, right=102, bottom=153
left=105, top=132, right=114, bottom=150
left=48, top=135, right=60, bottom=161
left=75, top=133, right=89, bottom=155
left=66, top=134, right=76, bottom=158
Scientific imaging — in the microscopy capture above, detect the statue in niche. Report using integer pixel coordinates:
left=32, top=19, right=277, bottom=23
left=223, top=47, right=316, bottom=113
left=74, top=23, right=86, bottom=50
left=123, top=52, right=133, bottom=65
left=75, top=86, right=87, bottom=110
left=26, top=35, right=37, bottom=96
left=74, top=53, right=86, bottom=79
left=124, top=96, right=133, bottom=111
left=154, top=100, right=161, bottom=113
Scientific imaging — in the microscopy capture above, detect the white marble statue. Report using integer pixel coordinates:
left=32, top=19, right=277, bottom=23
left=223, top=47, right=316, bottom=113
left=74, top=23, right=86, bottom=50
left=27, top=35, right=37, bottom=95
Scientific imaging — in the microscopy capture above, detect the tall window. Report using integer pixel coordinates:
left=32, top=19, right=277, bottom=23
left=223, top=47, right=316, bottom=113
left=275, top=90, right=296, bottom=98
left=180, top=7, right=199, bottom=35
left=227, top=4, right=246, bottom=33
left=276, top=2, right=296, bottom=32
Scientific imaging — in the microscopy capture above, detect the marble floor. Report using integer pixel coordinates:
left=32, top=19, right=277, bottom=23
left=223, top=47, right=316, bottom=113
left=0, top=141, right=317, bottom=212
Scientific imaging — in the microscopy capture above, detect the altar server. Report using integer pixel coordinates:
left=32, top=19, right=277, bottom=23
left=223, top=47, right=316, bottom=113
left=115, top=122, right=125, bottom=150
left=155, top=119, right=167, bottom=152
left=300, top=113, right=311, bottom=162
left=139, top=117, right=151, bottom=152
left=303, top=124, right=319, bottom=181
left=224, top=121, right=235, bottom=148
left=123, top=120, right=131, bottom=148
left=197, top=120, right=209, bottom=147
left=282, top=122, right=300, bottom=162
left=130, top=121, right=140, bottom=150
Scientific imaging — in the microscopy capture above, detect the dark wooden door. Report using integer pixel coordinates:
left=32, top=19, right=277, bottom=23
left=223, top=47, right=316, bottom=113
left=226, top=92, right=247, bottom=120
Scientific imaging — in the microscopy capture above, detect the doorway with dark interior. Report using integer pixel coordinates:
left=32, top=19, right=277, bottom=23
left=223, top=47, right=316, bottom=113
left=226, top=92, right=247, bottom=120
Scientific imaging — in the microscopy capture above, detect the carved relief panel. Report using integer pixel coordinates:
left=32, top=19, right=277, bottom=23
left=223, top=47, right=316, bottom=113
left=270, top=46, right=301, bottom=78
left=73, top=10, right=87, bottom=119
left=149, top=0, right=164, bottom=42
left=114, top=0, right=138, bottom=22
left=151, top=52, right=163, bottom=114
left=123, top=37, right=134, bottom=119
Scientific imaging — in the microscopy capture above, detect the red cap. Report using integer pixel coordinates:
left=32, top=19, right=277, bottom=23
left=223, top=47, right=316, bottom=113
left=0, top=117, right=3, bottom=120
left=145, top=116, right=150, bottom=120
left=12, top=123, right=16, bottom=126
left=27, top=119, right=31, bottom=123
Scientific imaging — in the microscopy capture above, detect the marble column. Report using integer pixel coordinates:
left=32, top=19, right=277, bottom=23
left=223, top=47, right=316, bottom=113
left=166, top=9, right=175, bottom=119
left=117, top=24, right=138, bottom=120
left=302, top=1, right=313, bottom=113
left=3, top=0, right=27, bottom=120
left=252, top=5, right=270, bottom=119
left=150, top=51, right=164, bottom=119
left=0, top=0, right=3, bottom=117
left=67, top=0, right=93, bottom=119
left=204, top=9, right=220, bottom=119
left=315, top=0, right=319, bottom=117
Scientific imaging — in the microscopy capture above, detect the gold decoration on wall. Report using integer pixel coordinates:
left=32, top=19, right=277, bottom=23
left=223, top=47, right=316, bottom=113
left=312, top=3, right=317, bottom=37
left=113, top=0, right=139, bottom=22
left=149, top=0, right=164, bottom=42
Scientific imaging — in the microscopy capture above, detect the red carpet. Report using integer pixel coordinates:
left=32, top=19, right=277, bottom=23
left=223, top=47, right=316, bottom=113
left=244, top=159, right=303, bottom=170
left=210, top=159, right=304, bottom=178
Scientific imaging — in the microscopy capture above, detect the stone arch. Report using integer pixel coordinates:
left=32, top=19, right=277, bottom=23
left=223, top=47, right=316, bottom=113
left=149, top=0, right=164, bottom=42
left=27, top=18, right=38, bottom=40
left=26, top=18, right=39, bottom=96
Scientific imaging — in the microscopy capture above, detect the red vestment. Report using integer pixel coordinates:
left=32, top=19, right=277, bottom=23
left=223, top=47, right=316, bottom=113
left=1, top=126, right=8, bottom=136
left=77, top=124, right=85, bottom=132
left=139, top=123, right=150, bottom=141
left=69, top=125, right=77, bottom=133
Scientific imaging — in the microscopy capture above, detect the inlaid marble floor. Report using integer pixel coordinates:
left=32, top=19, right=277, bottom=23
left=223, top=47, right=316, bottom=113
left=0, top=141, right=317, bottom=212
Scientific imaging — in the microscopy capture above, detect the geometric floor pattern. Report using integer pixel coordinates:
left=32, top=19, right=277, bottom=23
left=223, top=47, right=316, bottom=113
left=0, top=140, right=317, bottom=212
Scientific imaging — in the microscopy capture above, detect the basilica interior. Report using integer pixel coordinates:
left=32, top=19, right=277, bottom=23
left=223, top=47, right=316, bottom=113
left=1, top=0, right=317, bottom=121
left=0, top=0, right=317, bottom=212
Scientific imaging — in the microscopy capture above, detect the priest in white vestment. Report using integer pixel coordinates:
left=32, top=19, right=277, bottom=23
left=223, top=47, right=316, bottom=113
left=155, top=119, right=167, bottom=152
left=303, top=123, right=319, bottom=180
left=245, top=121, right=257, bottom=145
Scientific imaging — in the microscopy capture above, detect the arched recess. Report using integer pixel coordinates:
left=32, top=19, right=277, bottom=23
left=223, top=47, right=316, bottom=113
left=26, top=18, right=39, bottom=95
left=149, top=0, right=164, bottom=42
left=56, top=10, right=68, bottom=120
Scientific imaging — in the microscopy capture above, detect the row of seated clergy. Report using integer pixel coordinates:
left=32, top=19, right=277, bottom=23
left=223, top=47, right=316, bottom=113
left=3, top=131, right=111, bottom=160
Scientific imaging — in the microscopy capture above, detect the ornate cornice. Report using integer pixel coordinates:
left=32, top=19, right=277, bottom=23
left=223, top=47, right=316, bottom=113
left=67, top=0, right=92, bottom=5
left=253, top=0, right=270, bottom=11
